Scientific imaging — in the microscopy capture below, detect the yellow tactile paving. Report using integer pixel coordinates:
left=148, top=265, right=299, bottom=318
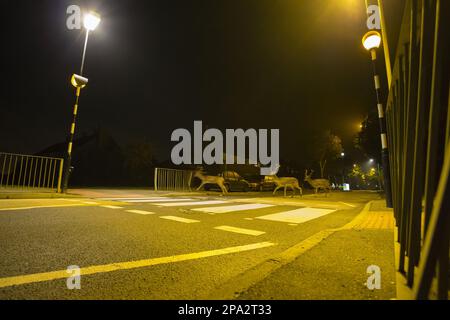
left=352, top=210, right=394, bottom=230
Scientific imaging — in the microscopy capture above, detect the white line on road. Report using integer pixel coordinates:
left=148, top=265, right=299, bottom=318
left=157, top=200, right=228, bottom=207
left=256, top=207, right=335, bottom=224
left=125, top=198, right=194, bottom=203
left=125, top=210, right=155, bottom=215
left=339, top=201, right=356, bottom=207
left=214, top=225, right=265, bottom=236
left=0, top=242, right=276, bottom=289
left=100, top=205, right=124, bottom=209
left=96, top=197, right=169, bottom=201
left=193, top=203, right=274, bottom=214
left=160, top=216, right=200, bottom=223
left=0, top=204, right=86, bottom=211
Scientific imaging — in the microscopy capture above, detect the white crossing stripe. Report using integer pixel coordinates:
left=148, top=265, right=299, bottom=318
left=101, top=205, right=124, bottom=209
left=160, top=216, right=200, bottom=223
left=214, top=225, right=265, bottom=236
left=193, top=203, right=274, bottom=213
left=125, top=210, right=155, bottom=215
left=125, top=198, right=194, bottom=203
left=97, top=197, right=169, bottom=201
left=157, top=200, right=228, bottom=207
left=83, top=201, right=98, bottom=205
left=256, top=207, right=335, bottom=224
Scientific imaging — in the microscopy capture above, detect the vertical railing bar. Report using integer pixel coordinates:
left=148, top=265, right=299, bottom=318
left=0, top=153, right=6, bottom=188
left=22, top=156, right=29, bottom=188
left=5, top=154, right=13, bottom=187
left=17, top=156, right=24, bottom=189
left=37, top=157, right=43, bottom=189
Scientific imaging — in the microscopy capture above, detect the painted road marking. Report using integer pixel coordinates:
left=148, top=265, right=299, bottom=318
left=157, top=200, right=228, bottom=207
left=83, top=201, right=98, bottom=205
left=125, top=198, right=194, bottom=203
left=256, top=207, right=335, bottom=224
left=0, top=242, right=276, bottom=289
left=125, top=210, right=155, bottom=215
left=0, top=204, right=85, bottom=211
left=97, top=197, right=169, bottom=201
left=160, top=216, right=200, bottom=223
left=100, top=205, right=124, bottom=209
left=193, top=203, right=274, bottom=214
left=339, top=201, right=356, bottom=208
left=214, top=225, right=265, bottom=236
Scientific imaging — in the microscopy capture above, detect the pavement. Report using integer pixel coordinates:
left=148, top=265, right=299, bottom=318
left=0, top=188, right=395, bottom=299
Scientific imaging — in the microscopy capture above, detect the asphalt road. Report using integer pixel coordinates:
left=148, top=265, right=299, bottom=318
left=0, top=190, right=389, bottom=299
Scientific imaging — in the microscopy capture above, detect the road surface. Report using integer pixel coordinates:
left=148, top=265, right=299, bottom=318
left=0, top=190, right=395, bottom=299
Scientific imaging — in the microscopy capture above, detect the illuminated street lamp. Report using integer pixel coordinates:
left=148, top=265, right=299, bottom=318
left=62, top=11, right=101, bottom=192
left=362, top=30, right=392, bottom=207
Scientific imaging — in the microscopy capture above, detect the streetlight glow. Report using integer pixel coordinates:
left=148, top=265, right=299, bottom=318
left=84, top=11, right=101, bottom=31
left=362, top=30, right=381, bottom=51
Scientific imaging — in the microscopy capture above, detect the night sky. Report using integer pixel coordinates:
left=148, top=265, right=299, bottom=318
left=0, top=0, right=404, bottom=163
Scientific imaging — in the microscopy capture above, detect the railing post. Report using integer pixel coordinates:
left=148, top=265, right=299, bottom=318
left=57, top=158, right=64, bottom=193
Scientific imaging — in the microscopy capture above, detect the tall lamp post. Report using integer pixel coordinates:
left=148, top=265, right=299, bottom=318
left=362, top=30, right=392, bottom=207
left=62, top=11, right=101, bottom=192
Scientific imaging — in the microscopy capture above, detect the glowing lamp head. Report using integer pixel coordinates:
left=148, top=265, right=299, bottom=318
left=84, top=11, right=101, bottom=31
left=71, top=74, right=88, bottom=88
left=362, top=31, right=381, bottom=51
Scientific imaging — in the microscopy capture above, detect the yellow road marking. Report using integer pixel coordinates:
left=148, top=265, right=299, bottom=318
left=0, top=242, right=276, bottom=289
left=100, top=205, right=123, bottom=209
left=0, top=204, right=86, bottom=211
left=125, top=209, right=155, bottom=215
left=160, top=216, right=200, bottom=223
left=214, top=225, right=265, bottom=236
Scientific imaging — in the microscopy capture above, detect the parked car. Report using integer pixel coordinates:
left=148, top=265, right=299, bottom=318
left=219, top=171, right=251, bottom=192
left=259, top=175, right=277, bottom=191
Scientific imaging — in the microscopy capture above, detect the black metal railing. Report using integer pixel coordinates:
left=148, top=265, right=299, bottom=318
left=385, top=0, right=449, bottom=299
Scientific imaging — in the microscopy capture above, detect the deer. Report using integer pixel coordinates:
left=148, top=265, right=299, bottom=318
left=304, top=169, right=331, bottom=195
left=271, top=176, right=303, bottom=197
left=193, top=170, right=228, bottom=195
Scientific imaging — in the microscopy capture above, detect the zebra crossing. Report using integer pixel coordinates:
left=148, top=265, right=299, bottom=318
left=95, top=196, right=338, bottom=225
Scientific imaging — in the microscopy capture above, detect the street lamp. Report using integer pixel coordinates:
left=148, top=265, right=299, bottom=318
left=362, top=30, right=392, bottom=207
left=62, top=11, right=101, bottom=192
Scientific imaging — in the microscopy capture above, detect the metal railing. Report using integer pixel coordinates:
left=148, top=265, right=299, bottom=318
left=154, top=168, right=193, bottom=191
left=386, top=0, right=449, bottom=299
left=0, top=152, right=64, bottom=193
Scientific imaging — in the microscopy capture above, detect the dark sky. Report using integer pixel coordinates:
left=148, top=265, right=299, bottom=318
left=0, top=0, right=404, bottom=162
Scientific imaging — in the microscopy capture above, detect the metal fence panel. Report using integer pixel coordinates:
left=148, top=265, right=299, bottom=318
left=386, top=0, right=449, bottom=300
left=0, top=152, right=64, bottom=193
left=154, top=168, right=193, bottom=191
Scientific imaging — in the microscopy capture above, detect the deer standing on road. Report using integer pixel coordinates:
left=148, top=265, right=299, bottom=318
left=193, top=170, right=228, bottom=195
left=304, top=169, right=331, bottom=195
left=271, top=175, right=303, bottom=197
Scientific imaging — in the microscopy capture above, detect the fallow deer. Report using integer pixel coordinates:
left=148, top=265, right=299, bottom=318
left=304, top=169, right=331, bottom=195
left=193, top=170, right=228, bottom=195
left=271, top=175, right=303, bottom=197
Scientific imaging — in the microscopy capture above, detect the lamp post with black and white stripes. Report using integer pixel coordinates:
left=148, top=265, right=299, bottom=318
left=362, top=30, right=393, bottom=208
left=61, top=11, right=101, bottom=192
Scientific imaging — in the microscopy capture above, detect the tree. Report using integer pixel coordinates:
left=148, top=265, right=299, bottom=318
left=313, top=131, right=343, bottom=178
left=355, top=110, right=381, bottom=162
left=123, top=140, right=154, bottom=186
